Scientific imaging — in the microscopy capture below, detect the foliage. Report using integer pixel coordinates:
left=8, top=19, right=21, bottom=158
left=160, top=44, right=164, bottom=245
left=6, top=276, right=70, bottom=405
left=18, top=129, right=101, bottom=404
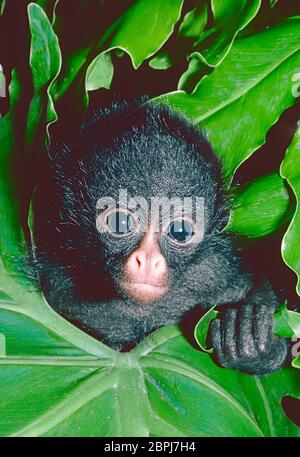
left=0, top=0, right=300, bottom=437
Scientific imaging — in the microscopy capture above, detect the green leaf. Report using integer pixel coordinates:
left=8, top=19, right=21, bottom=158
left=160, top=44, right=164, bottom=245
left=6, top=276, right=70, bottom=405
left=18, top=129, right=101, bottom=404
left=194, top=307, right=218, bottom=353
left=274, top=305, right=300, bottom=339
left=281, top=122, right=300, bottom=295
left=54, top=0, right=183, bottom=101
left=34, top=0, right=59, bottom=24
left=157, top=18, right=300, bottom=180
left=178, top=1, right=208, bottom=40
left=27, top=2, right=62, bottom=142
left=52, top=47, right=89, bottom=102
left=179, top=0, right=262, bottom=93
left=0, top=71, right=27, bottom=271
left=84, top=0, right=183, bottom=94
left=293, top=358, right=300, bottom=369
left=149, top=52, right=173, bottom=70
left=0, top=5, right=61, bottom=281
left=86, top=52, right=114, bottom=91
left=0, top=324, right=299, bottom=437
left=28, top=3, right=61, bottom=91
left=0, top=0, right=5, bottom=15
left=0, top=333, right=5, bottom=356
left=149, top=1, right=208, bottom=71
left=0, top=261, right=113, bottom=359
left=227, top=173, right=290, bottom=237
left=102, top=0, right=184, bottom=70
left=0, top=308, right=88, bottom=357
left=149, top=0, right=208, bottom=70
left=189, top=0, right=261, bottom=67
left=178, top=56, right=207, bottom=92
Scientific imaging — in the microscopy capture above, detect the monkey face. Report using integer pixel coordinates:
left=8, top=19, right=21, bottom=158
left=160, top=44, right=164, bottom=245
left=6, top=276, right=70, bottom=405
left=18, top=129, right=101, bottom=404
left=95, top=202, right=204, bottom=305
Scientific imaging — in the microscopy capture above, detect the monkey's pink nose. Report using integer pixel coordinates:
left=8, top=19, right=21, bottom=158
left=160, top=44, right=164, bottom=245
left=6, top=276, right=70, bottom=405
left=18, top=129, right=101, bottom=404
left=130, top=249, right=167, bottom=278
left=122, top=230, right=169, bottom=303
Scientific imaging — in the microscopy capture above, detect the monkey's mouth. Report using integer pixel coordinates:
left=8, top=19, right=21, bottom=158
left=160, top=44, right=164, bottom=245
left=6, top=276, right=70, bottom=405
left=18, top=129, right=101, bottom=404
left=121, top=281, right=168, bottom=304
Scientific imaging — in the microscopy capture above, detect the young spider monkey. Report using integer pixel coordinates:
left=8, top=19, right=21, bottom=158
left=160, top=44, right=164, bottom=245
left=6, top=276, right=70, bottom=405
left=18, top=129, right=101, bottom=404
left=33, top=101, right=288, bottom=375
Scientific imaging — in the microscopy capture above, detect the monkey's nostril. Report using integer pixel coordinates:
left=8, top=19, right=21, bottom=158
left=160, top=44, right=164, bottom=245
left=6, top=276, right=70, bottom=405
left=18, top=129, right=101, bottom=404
left=136, top=255, right=142, bottom=268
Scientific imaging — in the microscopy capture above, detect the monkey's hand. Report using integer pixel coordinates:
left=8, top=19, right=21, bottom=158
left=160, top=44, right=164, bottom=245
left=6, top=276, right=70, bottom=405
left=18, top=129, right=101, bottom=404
left=211, top=303, right=288, bottom=375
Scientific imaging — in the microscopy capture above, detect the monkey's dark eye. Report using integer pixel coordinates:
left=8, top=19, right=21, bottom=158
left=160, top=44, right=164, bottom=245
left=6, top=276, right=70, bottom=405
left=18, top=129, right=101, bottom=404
left=106, top=210, right=134, bottom=236
left=168, top=219, right=194, bottom=244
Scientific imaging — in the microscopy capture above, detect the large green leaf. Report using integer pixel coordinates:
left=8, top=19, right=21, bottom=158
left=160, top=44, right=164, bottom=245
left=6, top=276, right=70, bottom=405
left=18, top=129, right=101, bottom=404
left=149, top=1, right=208, bottom=71
left=28, top=3, right=61, bottom=92
left=156, top=18, right=300, bottom=180
left=52, top=47, right=90, bottom=102
left=190, top=0, right=261, bottom=67
left=280, top=122, right=300, bottom=295
left=0, top=4, right=61, bottom=274
left=27, top=2, right=61, bottom=142
left=0, top=71, right=26, bottom=270
left=0, top=271, right=113, bottom=357
left=101, top=0, right=184, bottom=70
left=53, top=0, right=184, bottom=101
left=85, top=0, right=183, bottom=95
left=178, top=1, right=208, bottom=40
left=0, top=319, right=299, bottom=437
left=35, top=0, right=59, bottom=24
left=227, top=172, right=290, bottom=237
left=178, top=0, right=261, bottom=91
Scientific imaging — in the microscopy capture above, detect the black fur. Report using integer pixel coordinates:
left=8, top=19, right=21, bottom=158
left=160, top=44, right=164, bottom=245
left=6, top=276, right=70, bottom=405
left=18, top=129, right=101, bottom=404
left=33, top=101, right=288, bottom=375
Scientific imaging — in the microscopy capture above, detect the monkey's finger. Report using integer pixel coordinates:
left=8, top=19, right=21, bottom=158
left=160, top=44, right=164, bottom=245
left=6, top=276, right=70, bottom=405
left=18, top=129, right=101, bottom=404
left=238, top=304, right=257, bottom=358
left=253, top=304, right=273, bottom=353
left=211, top=319, right=228, bottom=368
left=223, top=308, right=238, bottom=362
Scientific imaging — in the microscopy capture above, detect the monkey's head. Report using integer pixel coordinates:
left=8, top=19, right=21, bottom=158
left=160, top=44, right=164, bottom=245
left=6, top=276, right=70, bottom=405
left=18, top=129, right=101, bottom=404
left=38, top=103, right=228, bottom=312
